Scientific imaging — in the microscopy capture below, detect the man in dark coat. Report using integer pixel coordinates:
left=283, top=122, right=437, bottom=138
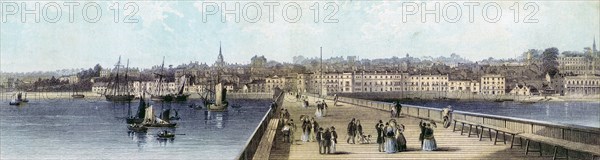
left=323, top=128, right=332, bottom=154
left=395, top=101, right=402, bottom=117
left=312, top=119, right=319, bottom=142
left=376, top=120, right=384, bottom=152
left=346, top=118, right=356, bottom=144
left=419, top=120, right=426, bottom=148
left=316, top=127, right=324, bottom=154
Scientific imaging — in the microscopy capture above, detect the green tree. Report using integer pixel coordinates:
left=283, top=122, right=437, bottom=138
left=542, top=47, right=559, bottom=76
left=93, top=64, right=103, bottom=77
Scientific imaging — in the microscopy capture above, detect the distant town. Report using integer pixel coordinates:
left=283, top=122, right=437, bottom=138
left=2, top=40, right=600, bottom=100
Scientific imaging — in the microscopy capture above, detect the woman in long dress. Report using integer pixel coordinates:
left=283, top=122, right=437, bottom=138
left=315, top=102, right=323, bottom=118
left=302, top=118, right=311, bottom=142
left=422, top=123, right=437, bottom=151
left=384, top=123, right=397, bottom=153
left=330, top=126, right=337, bottom=153
left=395, top=124, right=407, bottom=152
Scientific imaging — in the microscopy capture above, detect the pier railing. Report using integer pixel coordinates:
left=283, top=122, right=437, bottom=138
left=308, top=94, right=600, bottom=146
left=235, top=90, right=284, bottom=160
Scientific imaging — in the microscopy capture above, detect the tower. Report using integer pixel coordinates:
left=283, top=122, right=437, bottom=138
left=216, top=42, right=225, bottom=69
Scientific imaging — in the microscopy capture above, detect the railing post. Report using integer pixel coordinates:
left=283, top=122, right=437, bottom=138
left=426, top=109, right=430, bottom=118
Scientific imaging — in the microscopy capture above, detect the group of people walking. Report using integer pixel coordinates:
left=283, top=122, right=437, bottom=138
left=419, top=120, right=438, bottom=151
left=314, top=101, right=328, bottom=117
left=284, top=93, right=445, bottom=156
left=346, top=118, right=370, bottom=144
left=298, top=115, right=338, bottom=154
left=316, top=126, right=338, bottom=154
left=281, top=108, right=297, bottom=144
left=376, top=119, right=407, bottom=153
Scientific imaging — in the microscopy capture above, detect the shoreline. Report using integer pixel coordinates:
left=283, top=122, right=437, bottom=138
left=0, top=91, right=274, bottom=101
left=1, top=91, right=598, bottom=102
left=336, top=91, right=600, bottom=103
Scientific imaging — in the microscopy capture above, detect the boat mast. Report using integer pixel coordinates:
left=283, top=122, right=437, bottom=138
left=114, top=56, right=122, bottom=96
left=124, top=59, right=130, bottom=95
left=157, top=56, right=165, bottom=96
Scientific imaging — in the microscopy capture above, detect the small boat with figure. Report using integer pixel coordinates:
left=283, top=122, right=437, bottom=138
left=157, top=130, right=175, bottom=139
left=9, top=92, right=28, bottom=105
left=71, top=85, right=85, bottom=99
left=9, top=99, right=21, bottom=105
left=127, top=124, right=148, bottom=132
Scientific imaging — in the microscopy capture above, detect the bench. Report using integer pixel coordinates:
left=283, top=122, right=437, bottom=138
left=453, top=119, right=480, bottom=138
left=453, top=119, right=524, bottom=148
left=252, top=118, right=280, bottom=160
left=519, top=133, right=600, bottom=160
left=477, top=123, right=524, bottom=147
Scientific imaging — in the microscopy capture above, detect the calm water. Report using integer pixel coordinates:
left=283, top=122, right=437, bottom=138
left=395, top=100, right=600, bottom=128
left=0, top=99, right=270, bottom=159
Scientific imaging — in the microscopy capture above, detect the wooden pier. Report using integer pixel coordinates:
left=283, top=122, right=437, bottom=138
left=259, top=95, right=598, bottom=160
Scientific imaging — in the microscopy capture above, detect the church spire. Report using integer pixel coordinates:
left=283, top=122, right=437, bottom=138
left=216, top=41, right=225, bottom=68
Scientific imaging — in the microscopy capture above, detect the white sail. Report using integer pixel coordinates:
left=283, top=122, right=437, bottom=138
left=142, top=105, right=155, bottom=124
left=215, top=83, right=223, bottom=106
left=155, top=117, right=169, bottom=124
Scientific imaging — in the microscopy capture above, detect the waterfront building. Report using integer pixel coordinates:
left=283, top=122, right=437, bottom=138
left=508, top=84, right=538, bottom=96
left=564, top=74, right=600, bottom=95
left=99, top=68, right=141, bottom=78
left=59, top=75, right=79, bottom=84
left=91, top=82, right=108, bottom=94
left=559, top=40, right=600, bottom=75
left=558, top=56, right=598, bottom=75
left=266, top=75, right=286, bottom=92
left=469, top=81, right=480, bottom=94
left=406, top=74, right=448, bottom=92
left=448, top=80, right=473, bottom=93
left=246, top=79, right=266, bottom=93
left=353, top=71, right=405, bottom=93
left=299, top=71, right=407, bottom=94
left=480, top=74, right=506, bottom=95
left=99, top=69, right=111, bottom=77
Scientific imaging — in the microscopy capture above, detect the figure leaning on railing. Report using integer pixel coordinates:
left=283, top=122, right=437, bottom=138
left=442, top=105, right=454, bottom=128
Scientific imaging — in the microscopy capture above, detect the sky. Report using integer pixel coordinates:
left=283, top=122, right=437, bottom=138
left=1, top=1, right=599, bottom=72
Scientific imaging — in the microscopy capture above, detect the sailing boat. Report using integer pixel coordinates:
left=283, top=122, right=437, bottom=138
left=172, top=75, right=190, bottom=101
left=71, top=84, right=85, bottom=99
left=104, top=57, right=135, bottom=102
left=205, top=82, right=229, bottom=111
left=160, top=109, right=180, bottom=121
left=151, top=57, right=174, bottom=102
left=141, top=105, right=177, bottom=127
left=126, top=97, right=147, bottom=124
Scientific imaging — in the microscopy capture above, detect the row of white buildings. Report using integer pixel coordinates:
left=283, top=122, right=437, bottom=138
left=264, top=71, right=599, bottom=96
left=263, top=71, right=506, bottom=95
